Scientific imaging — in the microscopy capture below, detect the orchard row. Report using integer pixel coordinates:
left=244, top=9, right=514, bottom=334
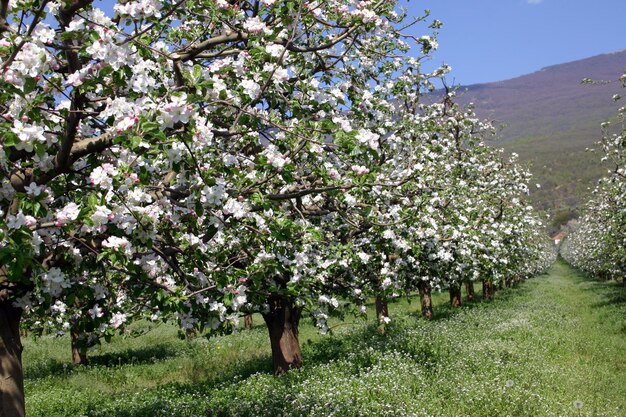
left=0, top=2, right=554, bottom=416
left=561, top=73, right=626, bottom=284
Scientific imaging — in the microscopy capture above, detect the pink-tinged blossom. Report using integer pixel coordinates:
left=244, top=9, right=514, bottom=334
left=56, top=202, right=81, bottom=226
left=158, top=94, right=194, bottom=128
left=115, top=115, right=138, bottom=132
left=223, top=198, right=249, bottom=219
left=114, top=0, right=163, bottom=19
left=201, top=183, right=226, bottom=207
left=332, top=116, right=353, bottom=132
left=130, top=59, right=157, bottom=93
left=304, top=1, right=322, bottom=17
left=86, top=28, right=135, bottom=70
left=355, top=128, right=380, bottom=149
left=32, top=24, right=55, bottom=44
left=137, top=255, right=161, bottom=278
left=265, top=44, right=285, bottom=58
left=241, top=79, right=261, bottom=99
left=109, top=312, right=127, bottom=329
left=351, top=165, right=369, bottom=176
left=102, top=236, right=133, bottom=256
left=91, top=205, right=113, bottom=227
left=99, top=97, right=141, bottom=121
left=3, top=68, right=22, bottom=87
left=89, top=163, right=118, bottom=189
left=6, top=211, right=36, bottom=229
left=85, top=8, right=113, bottom=26
left=231, top=286, right=248, bottom=311
left=31, top=232, right=43, bottom=255
left=263, top=144, right=288, bottom=170
left=10, top=120, right=46, bottom=152
left=46, top=1, right=62, bottom=15
left=42, top=268, right=70, bottom=296
left=10, top=42, right=51, bottom=79
left=243, top=16, right=271, bottom=34
left=272, top=66, right=289, bottom=83
left=352, top=8, right=379, bottom=24
left=88, top=304, right=104, bottom=319
left=177, top=312, right=197, bottom=330
left=66, top=69, right=86, bottom=87
left=210, top=75, right=227, bottom=93
left=66, top=17, right=85, bottom=32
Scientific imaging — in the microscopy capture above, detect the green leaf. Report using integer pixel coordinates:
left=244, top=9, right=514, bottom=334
left=88, top=193, right=99, bottom=209
left=204, top=225, right=218, bottom=242
left=193, top=64, right=202, bottom=80
left=141, top=121, right=160, bottom=132
left=130, top=135, right=142, bottom=149
left=23, top=77, right=38, bottom=94
left=3, top=133, right=18, bottom=147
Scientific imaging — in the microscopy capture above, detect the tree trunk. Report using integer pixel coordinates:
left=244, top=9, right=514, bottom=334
left=465, top=281, right=475, bottom=302
left=262, top=295, right=302, bottom=374
left=449, top=284, right=462, bottom=307
left=375, top=295, right=389, bottom=333
left=375, top=296, right=389, bottom=323
left=244, top=314, right=253, bottom=330
left=0, top=302, right=25, bottom=417
left=418, top=282, right=433, bottom=320
left=482, top=280, right=493, bottom=301
left=71, top=328, right=89, bottom=366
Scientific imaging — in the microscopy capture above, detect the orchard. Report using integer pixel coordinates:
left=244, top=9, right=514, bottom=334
left=1, top=1, right=559, bottom=416
left=561, top=72, right=626, bottom=284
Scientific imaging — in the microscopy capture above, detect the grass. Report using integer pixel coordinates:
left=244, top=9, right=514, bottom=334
left=23, top=261, right=626, bottom=416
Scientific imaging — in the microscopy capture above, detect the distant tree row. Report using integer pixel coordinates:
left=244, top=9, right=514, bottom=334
left=561, top=72, right=626, bottom=283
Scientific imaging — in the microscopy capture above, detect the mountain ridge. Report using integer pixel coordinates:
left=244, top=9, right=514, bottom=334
left=449, top=50, right=626, bottom=213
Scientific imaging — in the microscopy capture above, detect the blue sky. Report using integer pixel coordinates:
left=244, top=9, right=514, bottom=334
left=402, top=0, right=626, bottom=86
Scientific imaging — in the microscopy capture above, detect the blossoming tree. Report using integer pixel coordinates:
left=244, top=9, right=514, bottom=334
left=0, top=1, right=558, bottom=415
left=561, top=72, right=625, bottom=283
left=0, top=0, right=451, bottom=413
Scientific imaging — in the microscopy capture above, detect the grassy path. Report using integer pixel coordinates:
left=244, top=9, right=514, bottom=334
left=24, top=260, right=626, bottom=416
left=504, top=260, right=626, bottom=416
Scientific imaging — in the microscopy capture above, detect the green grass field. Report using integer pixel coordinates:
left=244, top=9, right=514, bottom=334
left=23, top=261, right=626, bottom=416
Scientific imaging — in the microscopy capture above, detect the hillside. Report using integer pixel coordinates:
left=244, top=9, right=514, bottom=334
left=453, top=50, right=626, bottom=212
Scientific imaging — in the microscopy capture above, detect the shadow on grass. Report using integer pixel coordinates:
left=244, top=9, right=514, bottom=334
left=81, top=322, right=446, bottom=417
left=82, top=352, right=275, bottom=417
left=24, top=359, right=69, bottom=380
left=430, top=281, right=532, bottom=321
left=69, top=283, right=535, bottom=416
left=585, top=280, right=626, bottom=309
left=25, top=344, right=183, bottom=380
left=87, top=344, right=183, bottom=367
left=564, top=261, right=626, bottom=309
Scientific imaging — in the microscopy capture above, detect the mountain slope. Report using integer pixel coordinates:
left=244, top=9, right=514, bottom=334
left=453, top=50, right=626, bottom=211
